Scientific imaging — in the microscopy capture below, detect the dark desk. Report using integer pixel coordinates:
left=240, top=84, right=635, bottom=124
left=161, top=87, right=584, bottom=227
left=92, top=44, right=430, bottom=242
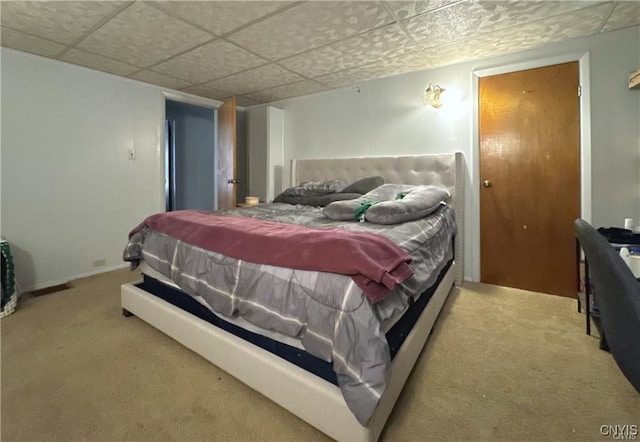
left=579, top=240, right=640, bottom=336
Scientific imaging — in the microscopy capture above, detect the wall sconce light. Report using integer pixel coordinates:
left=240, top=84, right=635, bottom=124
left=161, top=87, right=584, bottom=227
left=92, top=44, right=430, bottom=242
left=423, top=82, right=445, bottom=108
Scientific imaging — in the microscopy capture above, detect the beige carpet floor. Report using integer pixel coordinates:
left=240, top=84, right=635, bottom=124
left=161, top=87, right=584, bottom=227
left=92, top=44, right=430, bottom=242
left=1, top=269, right=639, bottom=441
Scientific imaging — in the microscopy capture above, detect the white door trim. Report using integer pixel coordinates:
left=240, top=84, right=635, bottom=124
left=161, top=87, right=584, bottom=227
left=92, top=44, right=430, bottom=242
left=470, top=52, right=592, bottom=282
left=158, top=89, right=222, bottom=212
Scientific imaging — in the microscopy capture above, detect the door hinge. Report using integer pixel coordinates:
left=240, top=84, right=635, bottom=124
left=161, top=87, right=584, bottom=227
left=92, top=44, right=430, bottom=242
left=578, top=85, right=582, bottom=97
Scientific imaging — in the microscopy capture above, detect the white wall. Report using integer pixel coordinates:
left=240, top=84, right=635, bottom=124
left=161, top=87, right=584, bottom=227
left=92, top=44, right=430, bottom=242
left=588, top=27, right=639, bottom=232
left=0, top=58, right=3, bottom=237
left=1, top=48, right=165, bottom=291
left=246, top=106, right=268, bottom=201
left=247, top=106, right=284, bottom=202
left=268, top=26, right=640, bottom=281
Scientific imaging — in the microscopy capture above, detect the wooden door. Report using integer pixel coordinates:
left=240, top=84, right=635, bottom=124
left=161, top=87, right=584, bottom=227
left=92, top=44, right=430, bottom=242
left=217, top=97, right=237, bottom=209
left=479, top=62, right=580, bottom=297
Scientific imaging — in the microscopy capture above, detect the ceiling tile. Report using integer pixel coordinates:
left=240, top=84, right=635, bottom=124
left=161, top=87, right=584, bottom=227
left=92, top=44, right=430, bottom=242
left=180, top=84, right=231, bottom=101
left=148, top=1, right=294, bottom=36
left=59, top=49, right=139, bottom=77
left=227, top=1, right=393, bottom=61
left=601, top=1, right=640, bottom=33
left=0, top=27, right=66, bottom=57
left=245, top=80, right=329, bottom=103
left=423, top=3, right=611, bottom=67
left=205, top=93, right=261, bottom=107
left=279, top=23, right=417, bottom=78
left=233, top=96, right=260, bottom=107
left=151, top=40, right=267, bottom=84
left=0, top=1, right=129, bottom=45
left=404, top=0, right=603, bottom=48
left=1, top=0, right=630, bottom=106
left=77, top=2, right=213, bottom=68
left=315, top=49, right=435, bottom=88
left=203, top=64, right=304, bottom=96
left=385, top=0, right=463, bottom=20
left=129, top=70, right=193, bottom=90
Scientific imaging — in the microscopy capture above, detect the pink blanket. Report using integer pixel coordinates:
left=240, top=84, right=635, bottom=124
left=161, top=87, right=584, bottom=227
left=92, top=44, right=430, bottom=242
left=130, top=210, right=413, bottom=304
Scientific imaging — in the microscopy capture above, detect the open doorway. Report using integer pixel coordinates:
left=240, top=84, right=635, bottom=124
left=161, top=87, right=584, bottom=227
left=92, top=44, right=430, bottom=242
left=163, top=97, right=247, bottom=212
left=165, top=100, right=216, bottom=212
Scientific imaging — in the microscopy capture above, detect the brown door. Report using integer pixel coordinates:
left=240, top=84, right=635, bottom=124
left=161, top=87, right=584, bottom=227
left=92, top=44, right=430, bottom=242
left=217, top=97, right=237, bottom=209
left=479, top=62, right=580, bottom=297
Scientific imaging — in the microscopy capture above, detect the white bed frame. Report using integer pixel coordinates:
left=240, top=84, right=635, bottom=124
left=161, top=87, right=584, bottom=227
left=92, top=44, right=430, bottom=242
left=121, top=153, right=465, bottom=441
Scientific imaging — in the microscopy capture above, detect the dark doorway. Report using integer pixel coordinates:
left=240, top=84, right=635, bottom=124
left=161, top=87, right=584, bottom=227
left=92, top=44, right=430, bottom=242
left=165, top=100, right=216, bottom=212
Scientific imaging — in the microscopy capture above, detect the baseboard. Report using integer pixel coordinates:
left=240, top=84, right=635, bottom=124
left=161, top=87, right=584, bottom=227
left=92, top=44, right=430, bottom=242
left=22, top=263, right=130, bottom=294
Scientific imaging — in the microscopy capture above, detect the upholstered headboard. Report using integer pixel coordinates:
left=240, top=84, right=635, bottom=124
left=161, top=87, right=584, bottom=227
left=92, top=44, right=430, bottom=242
left=291, top=153, right=465, bottom=285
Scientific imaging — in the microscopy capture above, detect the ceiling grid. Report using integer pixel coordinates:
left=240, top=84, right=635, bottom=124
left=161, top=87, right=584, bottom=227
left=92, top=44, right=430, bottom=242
left=1, top=0, right=638, bottom=105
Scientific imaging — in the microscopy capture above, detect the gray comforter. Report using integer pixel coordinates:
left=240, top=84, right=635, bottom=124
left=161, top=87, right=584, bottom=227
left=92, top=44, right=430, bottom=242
left=123, top=203, right=456, bottom=424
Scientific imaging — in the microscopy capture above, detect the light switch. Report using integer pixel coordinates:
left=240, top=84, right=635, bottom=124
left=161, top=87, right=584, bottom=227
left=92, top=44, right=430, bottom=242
left=129, top=149, right=136, bottom=160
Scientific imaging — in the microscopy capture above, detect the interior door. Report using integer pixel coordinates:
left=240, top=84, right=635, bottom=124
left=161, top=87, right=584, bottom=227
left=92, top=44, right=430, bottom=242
left=217, top=97, right=237, bottom=209
left=479, top=62, right=580, bottom=297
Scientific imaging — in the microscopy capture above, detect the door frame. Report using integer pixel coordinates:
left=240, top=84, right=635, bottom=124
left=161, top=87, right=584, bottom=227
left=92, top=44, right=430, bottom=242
left=158, top=90, right=222, bottom=212
left=470, top=52, right=592, bottom=282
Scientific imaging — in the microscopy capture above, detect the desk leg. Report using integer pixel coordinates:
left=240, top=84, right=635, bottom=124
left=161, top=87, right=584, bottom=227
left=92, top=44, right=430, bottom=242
left=585, top=257, right=591, bottom=336
left=576, top=238, right=582, bottom=313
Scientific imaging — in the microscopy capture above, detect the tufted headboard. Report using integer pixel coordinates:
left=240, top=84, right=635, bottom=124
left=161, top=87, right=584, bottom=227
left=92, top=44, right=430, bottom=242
left=291, top=153, right=465, bottom=285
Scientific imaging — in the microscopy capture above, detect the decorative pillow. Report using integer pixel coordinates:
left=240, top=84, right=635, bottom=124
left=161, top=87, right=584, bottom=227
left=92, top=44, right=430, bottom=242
left=365, top=185, right=450, bottom=225
left=273, top=192, right=362, bottom=207
left=323, top=184, right=404, bottom=221
left=280, top=179, right=348, bottom=197
left=323, top=184, right=450, bottom=224
left=340, top=176, right=384, bottom=195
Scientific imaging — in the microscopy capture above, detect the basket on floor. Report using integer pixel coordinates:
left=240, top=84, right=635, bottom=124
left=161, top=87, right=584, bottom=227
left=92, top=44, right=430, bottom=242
left=1, top=238, right=17, bottom=318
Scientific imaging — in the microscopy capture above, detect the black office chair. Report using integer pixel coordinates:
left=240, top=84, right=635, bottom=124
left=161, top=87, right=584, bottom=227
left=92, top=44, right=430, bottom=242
left=574, top=218, right=640, bottom=393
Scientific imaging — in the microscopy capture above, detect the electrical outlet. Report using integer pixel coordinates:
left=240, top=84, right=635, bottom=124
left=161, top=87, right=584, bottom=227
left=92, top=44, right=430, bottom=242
left=92, top=258, right=106, bottom=267
left=129, top=149, right=136, bottom=160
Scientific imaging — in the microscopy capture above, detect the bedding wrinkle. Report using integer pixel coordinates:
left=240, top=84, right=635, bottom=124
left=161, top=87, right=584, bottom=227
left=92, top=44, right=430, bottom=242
left=289, top=268, right=366, bottom=312
left=230, top=259, right=241, bottom=313
left=143, top=249, right=236, bottom=304
left=334, top=280, right=354, bottom=338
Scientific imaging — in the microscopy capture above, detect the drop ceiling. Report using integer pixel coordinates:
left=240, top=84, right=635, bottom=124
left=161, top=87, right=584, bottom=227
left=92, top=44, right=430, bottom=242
left=1, top=1, right=638, bottom=106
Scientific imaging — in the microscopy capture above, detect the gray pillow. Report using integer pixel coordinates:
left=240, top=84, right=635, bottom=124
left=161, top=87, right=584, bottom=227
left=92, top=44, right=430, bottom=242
left=366, top=185, right=450, bottom=224
left=273, top=192, right=362, bottom=207
left=280, top=179, right=347, bottom=197
left=340, top=176, right=384, bottom=194
left=323, top=184, right=450, bottom=224
left=323, top=184, right=408, bottom=221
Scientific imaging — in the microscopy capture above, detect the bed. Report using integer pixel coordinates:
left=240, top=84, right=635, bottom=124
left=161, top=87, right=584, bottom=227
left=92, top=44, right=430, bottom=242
left=120, top=152, right=465, bottom=441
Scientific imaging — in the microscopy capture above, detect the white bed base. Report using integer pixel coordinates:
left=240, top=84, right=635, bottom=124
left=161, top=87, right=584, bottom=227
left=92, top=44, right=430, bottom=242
left=121, top=153, right=465, bottom=441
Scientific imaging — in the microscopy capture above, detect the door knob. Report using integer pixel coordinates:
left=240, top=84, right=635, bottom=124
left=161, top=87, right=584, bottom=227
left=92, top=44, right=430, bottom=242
left=227, top=178, right=240, bottom=184
left=483, top=180, right=492, bottom=188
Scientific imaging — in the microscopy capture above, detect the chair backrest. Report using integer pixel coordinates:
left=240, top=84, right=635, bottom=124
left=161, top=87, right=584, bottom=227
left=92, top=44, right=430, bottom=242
left=574, top=219, right=640, bottom=393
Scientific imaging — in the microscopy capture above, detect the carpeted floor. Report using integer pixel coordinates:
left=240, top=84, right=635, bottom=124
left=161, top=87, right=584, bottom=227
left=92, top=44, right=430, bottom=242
left=1, top=269, right=638, bottom=441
